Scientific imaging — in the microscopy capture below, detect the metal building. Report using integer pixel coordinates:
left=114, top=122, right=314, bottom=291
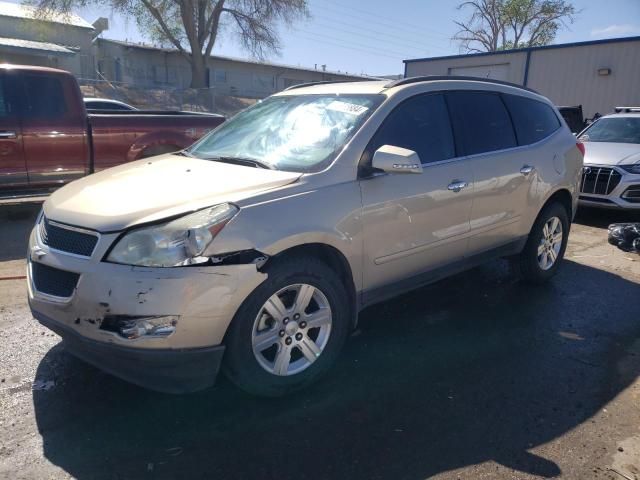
left=404, top=36, right=640, bottom=119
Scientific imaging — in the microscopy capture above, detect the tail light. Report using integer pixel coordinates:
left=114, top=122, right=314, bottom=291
left=576, top=142, right=585, bottom=156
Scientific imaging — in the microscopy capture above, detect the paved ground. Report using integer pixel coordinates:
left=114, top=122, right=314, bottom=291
left=0, top=204, right=639, bottom=480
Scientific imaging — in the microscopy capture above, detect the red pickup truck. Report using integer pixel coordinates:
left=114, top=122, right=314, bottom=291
left=0, top=65, right=225, bottom=198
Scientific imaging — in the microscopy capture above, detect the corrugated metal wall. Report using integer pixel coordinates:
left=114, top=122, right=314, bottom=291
left=404, top=38, right=640, bottom=119
left=527, top=41, right=640, bottom=118
left=405, top=51, right=527, bottom=85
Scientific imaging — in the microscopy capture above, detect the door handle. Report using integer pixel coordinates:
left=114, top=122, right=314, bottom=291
left=520, top=165, right=535, bottom=176
left=0, top=131, right=17, bottom=139
left=447, top=180, right=469, bottom=193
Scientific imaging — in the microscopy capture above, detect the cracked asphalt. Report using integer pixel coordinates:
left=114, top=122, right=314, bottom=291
left=0, top=204, right=639, bottom=480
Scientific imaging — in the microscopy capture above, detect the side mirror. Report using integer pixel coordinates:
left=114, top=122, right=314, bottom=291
left=372, top=145, right=423, bottom=174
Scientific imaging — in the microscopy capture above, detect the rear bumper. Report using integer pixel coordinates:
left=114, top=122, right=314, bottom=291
left=32, top=307, right=225, bottom=394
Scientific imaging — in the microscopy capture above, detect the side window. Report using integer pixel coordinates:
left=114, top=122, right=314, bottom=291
left=368, top=94, right=455, bottom=165
left=21, top=75, right=66, bottom=119
left=446, top=91, right=517, bottom=155
left=0, top=74, right=23, bottom=118
left=503, top=94, right=561, bottom=145
left=0, top=78, right=6, bottom=117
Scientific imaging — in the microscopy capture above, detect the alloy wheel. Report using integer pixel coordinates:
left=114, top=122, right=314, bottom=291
left=251, top=283, right=332, bottom=376
left=537, top=216, right=563, bottom=271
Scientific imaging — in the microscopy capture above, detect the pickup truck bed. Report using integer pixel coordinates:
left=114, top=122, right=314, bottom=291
left=0, top=65, right=225, bottom=197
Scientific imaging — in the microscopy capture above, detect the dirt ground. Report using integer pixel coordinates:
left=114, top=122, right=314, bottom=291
left=0, top=204, right=639, bottom=480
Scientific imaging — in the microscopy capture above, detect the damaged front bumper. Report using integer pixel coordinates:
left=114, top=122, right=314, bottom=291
left=27, top=225, right=267, bottom=393
left=32, top=309, right=226, bottom=393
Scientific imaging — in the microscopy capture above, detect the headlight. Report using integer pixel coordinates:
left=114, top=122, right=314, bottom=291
left=107, top=203, right=238, bottom=267
left=620, top=164, right=640, bottom=174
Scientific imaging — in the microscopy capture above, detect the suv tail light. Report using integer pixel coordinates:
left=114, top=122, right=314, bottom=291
left=576, top=142, right=585, bottom=156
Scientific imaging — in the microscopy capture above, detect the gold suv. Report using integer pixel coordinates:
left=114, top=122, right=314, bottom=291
left=28, top=77, right=584, bottom=396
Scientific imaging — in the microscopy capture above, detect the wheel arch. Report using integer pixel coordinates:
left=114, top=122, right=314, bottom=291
left=126, top=131, right=192, bottom=161
left=266, top=243, right=359, bottom=329
left=541, top=188, right=574, bottom=220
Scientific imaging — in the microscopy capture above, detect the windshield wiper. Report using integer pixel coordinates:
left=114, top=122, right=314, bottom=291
left=203, top=155, right=276, bottom=170
left=175, top=150, right=196, bottom=157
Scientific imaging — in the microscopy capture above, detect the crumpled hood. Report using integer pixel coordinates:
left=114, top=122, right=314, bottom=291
left=44, top=154, right=301, bottom=231
left=583, top=142, right=640, bottom=167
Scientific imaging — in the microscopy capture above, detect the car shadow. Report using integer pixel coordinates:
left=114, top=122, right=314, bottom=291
left=0, top=204, right=41, bottom=262
left=32, top=259, right=640, bottom=480
left=574, top=205, right=640, bottom=229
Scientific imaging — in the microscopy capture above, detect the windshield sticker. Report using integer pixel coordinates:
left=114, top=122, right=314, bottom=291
left=326, top=101, right=369, bottom=116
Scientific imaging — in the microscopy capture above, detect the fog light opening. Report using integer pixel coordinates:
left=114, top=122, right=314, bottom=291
left=100, top=315, right=179, bottom=339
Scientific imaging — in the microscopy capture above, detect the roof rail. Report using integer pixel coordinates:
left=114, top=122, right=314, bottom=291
left=384, top=75, right=539, bottom=94
left=614, top=106, right=640, bottom=113
left=283, top=79, right=378, bottom=92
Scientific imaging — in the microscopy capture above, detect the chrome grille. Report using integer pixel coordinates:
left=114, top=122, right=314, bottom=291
left=580, top=167, right=622, bottom=195
left=31, top=262, right=80, bottom=298
left=39, top=216, right=98, bottom=257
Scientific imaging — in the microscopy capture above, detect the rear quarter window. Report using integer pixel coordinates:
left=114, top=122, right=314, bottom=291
left=446, top=91, right=517, bottom=156
left=503, top=94, right=560, bottom=145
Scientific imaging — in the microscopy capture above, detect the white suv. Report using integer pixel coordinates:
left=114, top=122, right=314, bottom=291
left=578, top=108, right=640, bottom=209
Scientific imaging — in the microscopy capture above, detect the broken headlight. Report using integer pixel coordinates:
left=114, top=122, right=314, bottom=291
left=106, top=203, right=238, bottom=267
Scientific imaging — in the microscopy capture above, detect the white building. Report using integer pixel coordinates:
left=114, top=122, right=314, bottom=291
left=0, top=1, right=95, bottom=78
left=96, top=39, right=371, bottom=98
left=404, top=36, right=640, bottom=118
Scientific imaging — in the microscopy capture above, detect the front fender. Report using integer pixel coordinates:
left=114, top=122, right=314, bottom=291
left=208, top=182, right=364, bottom=291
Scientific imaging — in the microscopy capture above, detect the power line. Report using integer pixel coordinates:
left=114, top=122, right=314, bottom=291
left=317, top=0, right=454, bottom=41
left=308, top=19, right=431, bottom=55
left=295, top=29, right=423, bottom=58
left=291, top=32, right=407, bottom=65
left=311, top=14, right=449, bottom=54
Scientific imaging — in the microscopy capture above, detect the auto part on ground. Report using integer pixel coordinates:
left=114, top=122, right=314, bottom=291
left=608, top=223, right=640, bottom=253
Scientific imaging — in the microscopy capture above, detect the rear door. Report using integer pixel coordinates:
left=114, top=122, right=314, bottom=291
left=446, top=91, right=537, bottom=255
left=0, top=70, right=26, bottom=189
left=20, top=71, right=89, bottom=188
left=359, top=93, right=474, bottom=295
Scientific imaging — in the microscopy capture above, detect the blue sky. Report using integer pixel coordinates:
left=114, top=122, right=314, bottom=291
left=54, top=0, right=640, bottom=76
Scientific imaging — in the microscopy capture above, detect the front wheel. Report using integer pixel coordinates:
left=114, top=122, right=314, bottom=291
left=515, top=202, right=570, bottom=284
left=222, top=256, right=350, bottom=397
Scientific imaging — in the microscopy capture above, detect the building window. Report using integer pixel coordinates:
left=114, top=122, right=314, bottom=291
left=283, top=78, right=303, bottom=88
left=153, top=65, right=166, bottom=84
left=214, top=69, right=227, bottom=83
left=254, top=74, right=275, bottom=90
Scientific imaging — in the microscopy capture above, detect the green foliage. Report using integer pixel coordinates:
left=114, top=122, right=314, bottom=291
left=454, top=0, right=577, bottom=53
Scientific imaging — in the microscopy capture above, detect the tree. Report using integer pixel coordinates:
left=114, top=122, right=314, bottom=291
left=33, top=0, right=309, bottom=88
left=453, top=0, right=577, bottom=53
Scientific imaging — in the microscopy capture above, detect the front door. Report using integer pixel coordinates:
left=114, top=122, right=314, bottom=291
left=0, top=71, right=26, bottom=190
left=20, top=71, right=89, bottom=188
left=359, top=93, right=474, bottom=295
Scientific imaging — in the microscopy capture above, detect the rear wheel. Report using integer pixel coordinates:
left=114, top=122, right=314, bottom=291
left=223, top=256, right=350, bottom=396
left=516, top=202, right=570, bottom=284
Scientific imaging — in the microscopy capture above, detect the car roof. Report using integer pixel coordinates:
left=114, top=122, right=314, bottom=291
left=0, top=63, right=71, bottom=75
left=274, top=76, right=544, bottom=100
left=84, top=98, right=129, bottom=104
left=601, top=113, right=640, bottom=119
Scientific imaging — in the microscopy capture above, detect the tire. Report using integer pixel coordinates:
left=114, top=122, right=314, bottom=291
left=222, top=256, right=350, bottom=397
left=515, top=202, right=570, bottom=284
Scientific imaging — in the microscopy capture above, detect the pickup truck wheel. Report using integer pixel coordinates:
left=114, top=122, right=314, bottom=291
left=516, top=202, right=569, bottom=284
left=222, top=257, right=349, bottom=397
left=140, top=144, right=180, bottom=158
